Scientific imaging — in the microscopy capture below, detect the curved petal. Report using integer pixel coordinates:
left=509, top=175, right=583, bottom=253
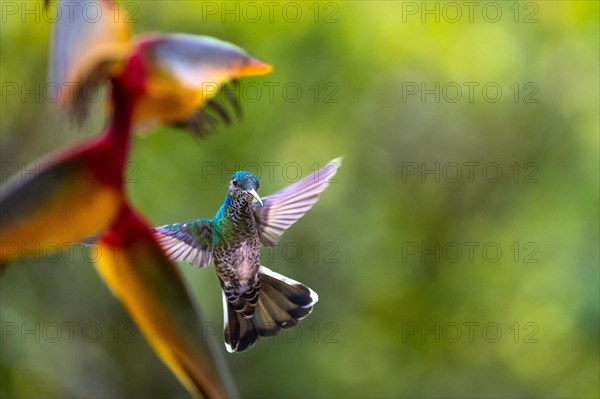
left=49, top=0, right=131, bottom=118
left=95, top=205, right=236, bottom=398
left=131, top=33, right=272, bottom=127
left=0, top=157, right=121, bottom=263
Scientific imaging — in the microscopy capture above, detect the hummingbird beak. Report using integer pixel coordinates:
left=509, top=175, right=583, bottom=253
left=247, top=188, right=263, bottom=206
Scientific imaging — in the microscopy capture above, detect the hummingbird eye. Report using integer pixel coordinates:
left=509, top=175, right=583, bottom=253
left=232, top=178, right=239, bottom=187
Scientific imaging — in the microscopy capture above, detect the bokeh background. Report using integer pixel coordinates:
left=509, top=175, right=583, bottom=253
left=1, top=1, right=598, bottom=398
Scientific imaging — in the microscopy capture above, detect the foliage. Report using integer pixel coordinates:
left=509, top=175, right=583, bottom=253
left=1, top=1, right=598, bottom=397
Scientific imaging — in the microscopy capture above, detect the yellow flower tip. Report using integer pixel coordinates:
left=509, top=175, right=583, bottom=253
left=241, top=58, right=273, bottom=77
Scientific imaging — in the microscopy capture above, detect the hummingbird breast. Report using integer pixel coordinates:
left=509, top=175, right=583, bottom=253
left=215, top=236, right=261, bottom=292
left=234, top=240, right=259, bottom=285
left=214, top=201, right=262, bottom=293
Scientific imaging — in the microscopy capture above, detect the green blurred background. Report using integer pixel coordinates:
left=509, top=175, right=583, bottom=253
left=1, top=1, right=598, bottom=397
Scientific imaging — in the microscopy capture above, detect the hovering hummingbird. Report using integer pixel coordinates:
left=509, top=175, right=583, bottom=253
left=154, top=157, right=342, bottom=352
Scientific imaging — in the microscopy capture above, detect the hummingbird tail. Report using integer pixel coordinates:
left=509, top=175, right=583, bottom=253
left=223, top=296, right=258, bottom=353
left=223, top=266, right=319, bottom=353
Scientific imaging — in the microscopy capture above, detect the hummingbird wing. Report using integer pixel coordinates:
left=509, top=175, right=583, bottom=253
left=153, top=219, right=215, bottom=268
left=252, top=157, right=342, bottom=247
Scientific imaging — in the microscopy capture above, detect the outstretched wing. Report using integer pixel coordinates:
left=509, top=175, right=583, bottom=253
left=253, top=157, right=342, bottom=247
left=154, top=219, right=215, bottom=268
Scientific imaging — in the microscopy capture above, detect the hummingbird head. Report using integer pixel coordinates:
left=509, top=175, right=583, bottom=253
left=229, top=171, right=262, bottom=206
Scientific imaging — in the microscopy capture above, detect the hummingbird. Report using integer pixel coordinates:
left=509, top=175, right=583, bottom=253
left=154, top=157, right=342, bottom=352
